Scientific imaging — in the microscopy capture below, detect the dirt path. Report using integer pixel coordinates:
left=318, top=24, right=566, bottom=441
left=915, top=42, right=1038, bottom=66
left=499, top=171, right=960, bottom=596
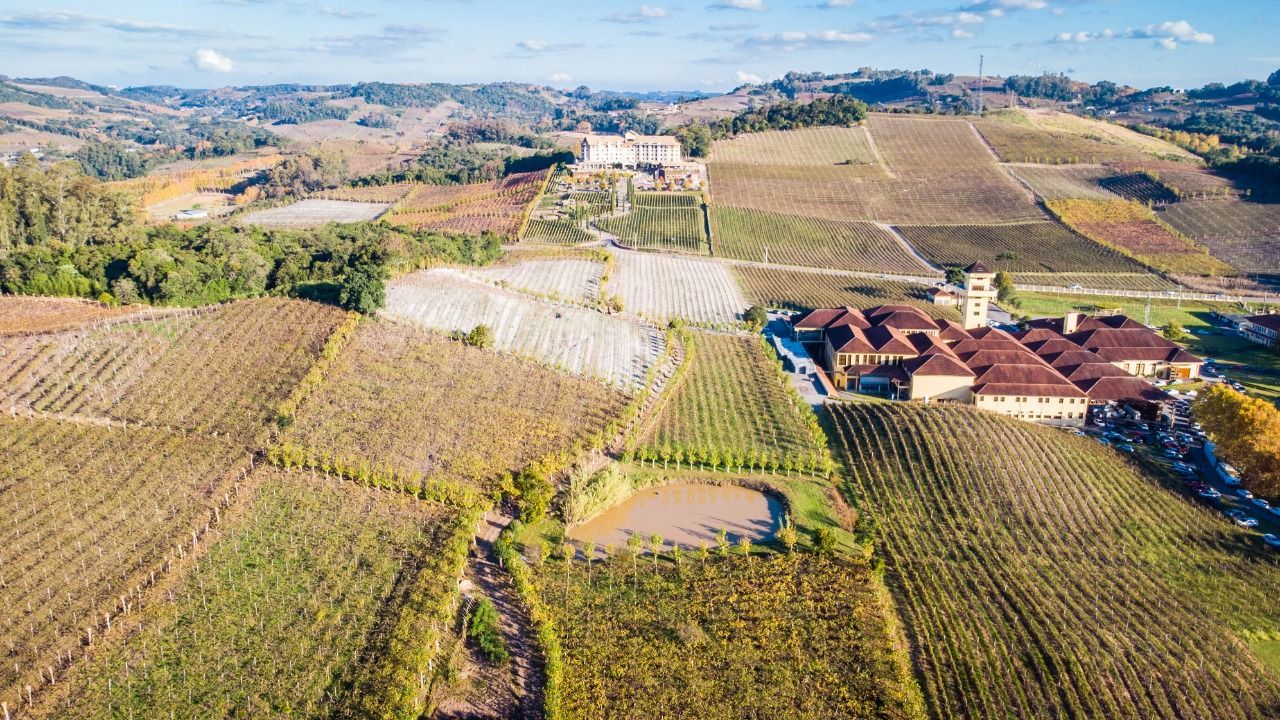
left=872, top=221, right=944, bottom=274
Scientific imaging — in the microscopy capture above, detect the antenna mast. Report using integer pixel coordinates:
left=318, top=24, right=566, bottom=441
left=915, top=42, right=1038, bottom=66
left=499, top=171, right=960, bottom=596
left=976, top=54, right=985, bottom=114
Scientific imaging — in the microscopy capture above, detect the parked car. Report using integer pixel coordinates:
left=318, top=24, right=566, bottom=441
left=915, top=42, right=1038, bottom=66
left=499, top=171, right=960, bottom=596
left=1237, top=488, right=1255, bottom=500
left=1234, top=515, right=1259, bottom=529
left=1263, top=534, right=1280, bottom=550
left=1253, top=498, right=1272, bottom=511
left=1197, top=486, right=1222, bottom=499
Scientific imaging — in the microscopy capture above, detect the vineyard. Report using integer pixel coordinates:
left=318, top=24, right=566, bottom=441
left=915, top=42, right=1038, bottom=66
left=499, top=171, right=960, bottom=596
left=1006, top=164, right=1120, bottom=201
left=521, top=218, right=596, bottom=245
left=637, top=331, right=829, bottom=473
left=468, top=257, right=604, bottom=304
left=1159, top=199, right=1280, bottom=277
left=1020, top=109, right=1200, bottom=162
left=832, top=403, right=1280, bottom=720
left=896, top=222, right=1148, bottom=273
left=46, top=468, right=468, bottom=720
left=0, top=298, right=345, bottom=441
left=975, top=115, right=1151, bottom=164
left=108, top=154, right=282, bottom=208
left=1013, top=272, right=1176, bottom=291
left=0, top=417, right=248, bottom=716
left=711, top=207, right=933, bottom=274
left=732, top=266, right=953, bottom=318
left=706, top=126, right=879, bottom=168
left=1047, top=198, right=1234, bottom=276
left=607, top=250, right=746, bottom=325
left=0, top=296, right=150, bottom=334
left=237, top=198, right=391, bottom=228
left=597, top=206, right=709, bottom=254
left=1097, top=172, right=1180, bottom=204
left=708, top=115, right=1043, bottom=225
left=534, top=555, right=921, bottom=720
left=384, top=170, right=547, bottom=238
left=312, top=183, right=416, bottom=203
left=1109, top=161, right=1244, bottom=199
left=285, top=320, right=627, bottom=488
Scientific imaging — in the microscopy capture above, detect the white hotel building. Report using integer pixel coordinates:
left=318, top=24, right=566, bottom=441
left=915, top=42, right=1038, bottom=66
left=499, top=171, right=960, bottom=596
left=579, top=131, right=683, bottom=168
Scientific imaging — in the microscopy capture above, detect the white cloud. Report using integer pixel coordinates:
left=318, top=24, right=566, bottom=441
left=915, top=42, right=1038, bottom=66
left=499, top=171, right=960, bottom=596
left=604, top=5, right=669, bottom=24
left=1052, top=20, right=1212, bottom=50
left=736, top=70, right=763, bottom=83
left=820, top=0, right=856, bottom=6
left=710, top=0, right=767, bottom=11
left=743, top=29, right=873, bottom=51
left=192, top=47, right=234, bottom=73
left=515, top=39, right=584, bottom=53
left=548, top=72, right=573, bottom=83
left=952, top=27, right=974, bottom=39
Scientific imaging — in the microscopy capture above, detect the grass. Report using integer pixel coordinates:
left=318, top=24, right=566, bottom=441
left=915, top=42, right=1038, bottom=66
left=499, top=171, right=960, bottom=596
left=285, top=318, right=627, bottom=489
left=711, top=207, right=931, bottom=274
left=1253, top=640, right=1280, bottom=676
left=897, top=222, right=1146, bottom=273
left=635, top=331, right=829, bottom=473
left=533, top=554, right=923, bottom=720
left=1011, top=290, right=1240, bottom=330
left=732, top=265, right=957, bottom=319
left=832, top=403, right=1280, bottom=720
left=50, top=468, right=467, bottom=719
left=1012, top=272, right=1175, bottom=291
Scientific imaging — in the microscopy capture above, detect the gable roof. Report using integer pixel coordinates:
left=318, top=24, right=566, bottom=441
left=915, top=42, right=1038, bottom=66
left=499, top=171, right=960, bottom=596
left=1245, top=314, right=1280, bottom=331
left=964, top=261, right=993, bottom=274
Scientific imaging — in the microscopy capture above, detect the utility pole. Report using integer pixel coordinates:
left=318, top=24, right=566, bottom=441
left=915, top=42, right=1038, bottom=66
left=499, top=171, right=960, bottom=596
left=976, top=54, right=985, bottom=115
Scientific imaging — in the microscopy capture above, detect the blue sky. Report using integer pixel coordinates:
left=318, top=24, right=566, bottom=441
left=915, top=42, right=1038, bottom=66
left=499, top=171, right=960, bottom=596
left=0, top=0, right=1275, bottom=91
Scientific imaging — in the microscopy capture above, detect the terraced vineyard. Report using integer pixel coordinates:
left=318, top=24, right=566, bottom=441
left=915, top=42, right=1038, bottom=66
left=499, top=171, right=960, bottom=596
left=535, top=555, right=921, bottom=720
left=1047, top=198, right=1233, bottom=276
left=1006, top=164, right=1119, bottom=201
left=608, top=250, right=746, bottom=325
left=287, top=320, right=627, bottom=487
left=832, top=403, right=1280, bottom=720
left=1159, top=199, right=1280, bottom=277
left=896, top=222, right=1147, bottom=273
left=638, top=332, right=828, bottom=472
left=48, top=468, right=468, bottom=720
left=386, top=269, right=664, bottom=388
left=385, top=170, right=547, bottom=238
left=0, top=417, right=248, bottom=715
left=0, top=298, right=346, bottom=441
left=733, top=266, right=954, bottom=318
left=597, top=204, right=709, bottom=254
left=521, top=218, right=596, bottom=245
left=467, top=257, right=603, bottom=303
left=711, top=207, right=933, bottom=274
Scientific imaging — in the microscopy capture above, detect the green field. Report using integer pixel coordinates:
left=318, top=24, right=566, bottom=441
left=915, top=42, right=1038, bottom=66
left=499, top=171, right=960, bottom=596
left=711, top=207, right=929, bottom=274
left=51, top=468, right=469, bottom=719
left=522, top=218, right=596, bottom=244
left=832, top=403, right=1280, bottom=720
left=636, top=331, right=829, bottom=474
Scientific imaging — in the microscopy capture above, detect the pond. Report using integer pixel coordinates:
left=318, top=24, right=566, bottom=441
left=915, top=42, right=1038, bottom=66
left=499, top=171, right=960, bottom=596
left=566, top=482, right=784, bottom=550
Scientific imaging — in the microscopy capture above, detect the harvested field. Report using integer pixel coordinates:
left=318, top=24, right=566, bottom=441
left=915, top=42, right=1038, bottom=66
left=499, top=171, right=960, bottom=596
left=711, top=207, right=932, bottom=274
left=706, top=126, right=878, bottom=168
left=50, top=468, right=467, bottom=720
left=385, top=170, right=547, bottom=238
left=287, top=320, right=627, bottom=486
left=833, top=403, right=1280, bottom=720
left=1048, top=199, right=1234, bottom=276
left=1013, top=272, right=1177, bottom=292
left=608, top=250, right=746, bottom=325
left=1159, top=200, right=1280, bottom=277
left=597, top=207, right=709, bottom=254
left=639, top=331, right=827, bottom=469
left=238, top=198, right=389, bottom=228
left=467, top=257, right=604, bottom=303
left=1007, top=164, right=1119, bottom=200
left=733, top=265, right=954, bottom=319
left=1021, top=109, right=1201, bottom=162
left=896, top=222, right=1147, bottom=273
left=521, top=218, right=596, bottom=245
left=0, top=298, right=346, bottom=441
left=536, top=554, right=918, bottom=720
left=386, top=269, right=664, bottom=388
left=0, top=417, right=247, bottom=715
left=709, top=115, right=1042, bottom=225
left=0, top=296, right=148, bottom=334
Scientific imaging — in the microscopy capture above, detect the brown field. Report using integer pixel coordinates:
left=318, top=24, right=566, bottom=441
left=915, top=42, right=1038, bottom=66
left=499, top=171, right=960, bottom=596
left=709, top=115, right=1042, bottom=225
left=0, top=416, right=249, bottom=715
left=896, top=222, right=1147, bottom=273
left=1048, top=199, right=1234, bottom=276
left=385, top=170, right=547, bottom=238
left=0, top=296, right=150, bottom=334
left=1159, top=199, right=1280, bottom=277
left=1007, top=163, right=1122, bottom=201
left=733, top=265, right=956, bottom=318
left=976, top=115, right=1152, bottom=164
left=285, top=318, right=627, bottom=488
left=313, top=183, right=416, bottom=203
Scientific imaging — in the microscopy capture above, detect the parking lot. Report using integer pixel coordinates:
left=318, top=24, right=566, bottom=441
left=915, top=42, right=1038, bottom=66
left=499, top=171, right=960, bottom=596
left=1085, top=398, right=1280, bottom=549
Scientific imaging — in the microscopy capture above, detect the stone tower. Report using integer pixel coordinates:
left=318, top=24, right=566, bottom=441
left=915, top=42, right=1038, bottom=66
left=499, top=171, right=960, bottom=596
left=961, top=261, right=997, bottom=330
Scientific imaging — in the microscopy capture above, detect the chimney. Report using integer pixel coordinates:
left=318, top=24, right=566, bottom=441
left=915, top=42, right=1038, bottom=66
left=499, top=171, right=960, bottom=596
left=1064, top=312, right=1084, bottom=334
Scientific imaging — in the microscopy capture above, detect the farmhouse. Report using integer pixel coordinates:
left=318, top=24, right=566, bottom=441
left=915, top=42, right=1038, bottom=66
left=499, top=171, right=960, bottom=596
left=790, top=268, right=1186, bottom=425
left=1239, top=313, right=1280, bottom=351
left=579, top=131, right=683, bottom=168
left=926, top=287, right=958, bottom=306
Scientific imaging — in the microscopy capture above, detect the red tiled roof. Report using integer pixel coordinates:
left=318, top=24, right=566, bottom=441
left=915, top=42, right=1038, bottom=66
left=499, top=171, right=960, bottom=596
left=1056, top=361, right=1132, bottom=381
left=1075, top=376, right=1169, bottom=403
left=965, top=261, right=993, bottom=274
left=792, top=307, right=861, bottom=330
left=904, top=353, right=975, bottom=377
left=864, top=305, right=941, bottom=332
left=972, top=382, right=1087, bottom=397
left=864, top=325, right=918, bottom=355
left=844, top=364, right=910, bottom=382
left=1245, top=314, right=1280, bottom=331
left=826, top=324, right=877, bottom=354
left=935, top=319, right=973, bottom=342
left=926, top=287, right=957, bottom=298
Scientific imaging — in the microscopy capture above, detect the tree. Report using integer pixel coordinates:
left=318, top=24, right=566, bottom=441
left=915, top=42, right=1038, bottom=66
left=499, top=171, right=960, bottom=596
left=674, top=123, right=713, bottom=158
left=1194, top=384, right=1280, bottom=497
left=467, top=597, right=509, bottom=664
left=715, top=528, right=730, bottom=556
left=1269, top=69, right=1280, bottom=88
left=777, top=517, right=799, bottom=554
left=744, top=305, right=768, bottom=332
left=338, top=242, right=388, bottom=314
left=994, top=271, right=1016, bottom=302
left=945, top=267, right=966, bottom=286
left=813, top=527, right=838, bottom=555
left=513, top=467, right=554, bottom=522
left=737, top=536, right=753, bottom=559
left=1160, top=321, right=1187, bottom=342
left=465, top=323, right=495, bottom=348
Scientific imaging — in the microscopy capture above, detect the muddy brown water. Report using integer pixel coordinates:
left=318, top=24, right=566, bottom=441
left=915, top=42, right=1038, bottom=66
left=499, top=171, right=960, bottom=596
left=566, top=482, right=783, bottom=550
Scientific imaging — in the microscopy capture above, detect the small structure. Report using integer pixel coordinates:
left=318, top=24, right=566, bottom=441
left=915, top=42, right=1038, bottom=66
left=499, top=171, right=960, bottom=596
left=1239, top=313, right=1280, bottom=351
left=174, top=209, right=209, bottom=220
left=926, top=287, right=958, bottom=306
left=959, top=261, right=997, bottom=330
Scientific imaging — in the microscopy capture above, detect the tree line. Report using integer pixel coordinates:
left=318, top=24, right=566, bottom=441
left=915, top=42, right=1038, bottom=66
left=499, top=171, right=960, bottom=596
left=673, top=94, right=870, bottom=157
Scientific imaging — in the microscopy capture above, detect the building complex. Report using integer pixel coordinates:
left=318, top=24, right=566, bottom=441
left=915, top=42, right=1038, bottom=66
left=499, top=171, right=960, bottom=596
left=578, top=131, right=683, bottom=168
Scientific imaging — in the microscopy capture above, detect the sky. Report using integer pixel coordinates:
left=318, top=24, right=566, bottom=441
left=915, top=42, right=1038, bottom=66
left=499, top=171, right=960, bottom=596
left=0, top=0, right=1276, bottom=92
